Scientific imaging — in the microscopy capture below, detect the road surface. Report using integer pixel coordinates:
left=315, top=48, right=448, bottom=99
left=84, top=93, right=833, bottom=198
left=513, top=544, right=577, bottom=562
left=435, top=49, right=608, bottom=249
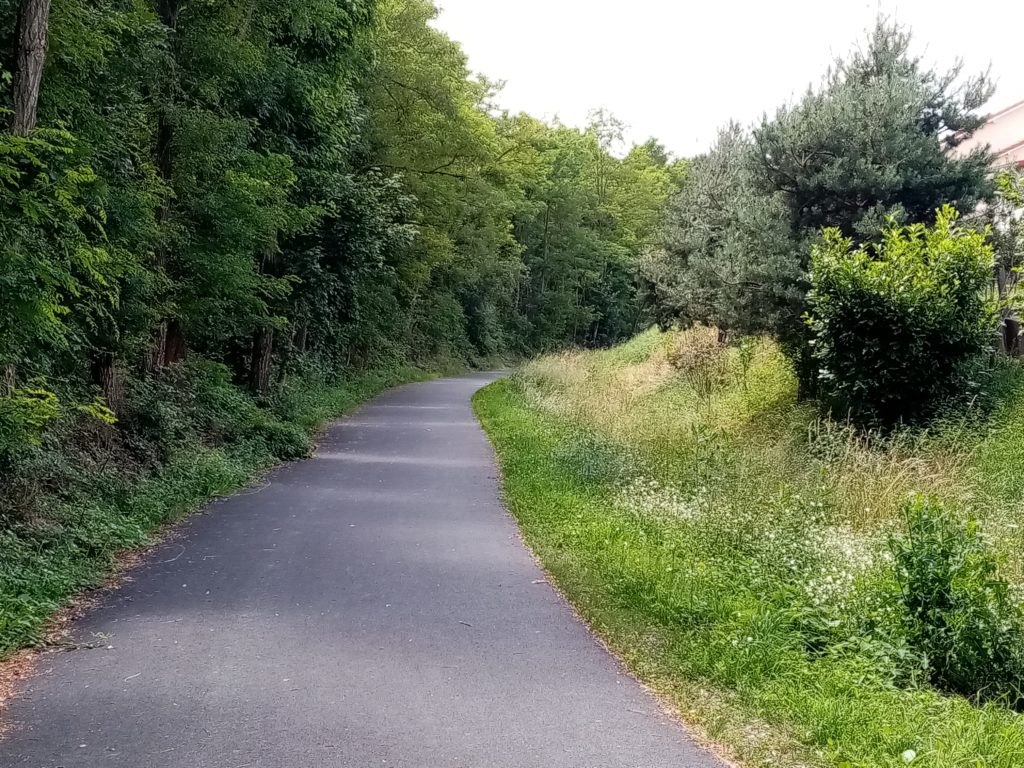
left=0, top=374, right=721, bottom=767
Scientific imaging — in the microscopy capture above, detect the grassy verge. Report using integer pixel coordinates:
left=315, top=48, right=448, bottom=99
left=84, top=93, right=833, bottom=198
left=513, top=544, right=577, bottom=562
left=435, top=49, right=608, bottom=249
left=0, top=365, right=432, bottom=658
left=474, top=329, right=1024, bottom=768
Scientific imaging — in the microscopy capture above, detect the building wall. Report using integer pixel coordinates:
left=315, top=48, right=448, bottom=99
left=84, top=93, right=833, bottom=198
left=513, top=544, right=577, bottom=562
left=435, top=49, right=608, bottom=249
left=956, top=100, right=1024, bottom=169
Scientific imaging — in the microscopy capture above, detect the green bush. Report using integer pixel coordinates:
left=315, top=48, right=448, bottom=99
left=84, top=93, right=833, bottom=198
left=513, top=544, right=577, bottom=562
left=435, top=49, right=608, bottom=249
left=0, top=387, right=61, bottom=470
left=0, top=363, right=425, bottom=656
left=807, top=206, right=994, bottom=427
left=890, top=495, right=1024, bottom=704
left=248, top=418, right=310, bottom=461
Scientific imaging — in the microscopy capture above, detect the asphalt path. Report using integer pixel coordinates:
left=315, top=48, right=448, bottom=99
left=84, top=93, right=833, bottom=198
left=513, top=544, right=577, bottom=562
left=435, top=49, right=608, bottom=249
left=0, top=373, right=722, bottom=768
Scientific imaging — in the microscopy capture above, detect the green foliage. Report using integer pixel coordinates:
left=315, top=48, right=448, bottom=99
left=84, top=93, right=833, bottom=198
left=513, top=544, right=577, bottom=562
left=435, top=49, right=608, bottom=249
left=648, top=20, right=997, bottom=390
left=117, top=359, right=314, bottom=465
left=2, top=0, right=664, bottom=405
left=0, top=386, right=60, bottom=467
left=644, top=125, right=802, bottom=345
left=552, top=427, right=628, bottom=483
left=988, top=169, right=1024, bottom=312
left=891, top=495, right=1024, bottom=703
left=478, top=334, right=1024, bottom=765
left=808, top=207, right=995, bottom=426
left=752, top=22, right=994, bottom=241
left=0, top=384, right=114, bottom=474
left=0, top=126, right=117, bottom=367
left=514, top=114, right=677, bottom=349
left=0, top=363, right=429, bottom=655
left=0, top=0, right=676, bottom=664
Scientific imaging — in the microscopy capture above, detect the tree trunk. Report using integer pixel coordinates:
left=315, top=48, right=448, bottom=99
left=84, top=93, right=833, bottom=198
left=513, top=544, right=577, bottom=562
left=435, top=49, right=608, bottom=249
left=1002, top=314, right=1022, bottom=358
left=403, top=286, right=421, bottom=354
left=795, top=340, right=818, bottom=400
left=145, top=319, right=187, bottom=372
left=146, top=0, right=186, bottom=372
left=157, top=0, right=184, bottom=28
left=541, top=202, right=551, bottom=263
left=164, top=319, right=186, bottom=365
left=92, top=353, right=124, bottom=416
left=11, top=0, right=51, bottom=136
left=1, top=364, right=15, bottom=395
left=145, top=322, right=167, bottom=372
left=2, top=0, right=48, bottom=407
left=249, top=327, right=274, bottom=394
left=275, top=325, right=306, bottom=387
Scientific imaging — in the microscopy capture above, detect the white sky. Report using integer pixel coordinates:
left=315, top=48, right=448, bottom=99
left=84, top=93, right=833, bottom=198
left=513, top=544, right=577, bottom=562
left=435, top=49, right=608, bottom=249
left=433, top=0, right=1024, bottom=157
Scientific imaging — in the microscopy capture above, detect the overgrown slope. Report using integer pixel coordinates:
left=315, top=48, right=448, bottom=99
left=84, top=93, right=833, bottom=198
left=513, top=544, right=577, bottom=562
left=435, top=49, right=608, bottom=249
left=0, top=364, right=430, bottom=657
left=476, top=327, right=1024, bottom=767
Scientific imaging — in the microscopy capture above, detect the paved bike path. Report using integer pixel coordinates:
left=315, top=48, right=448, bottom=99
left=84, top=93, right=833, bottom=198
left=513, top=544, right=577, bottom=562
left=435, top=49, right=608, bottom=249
left=0, top=374, right=721, bottom=767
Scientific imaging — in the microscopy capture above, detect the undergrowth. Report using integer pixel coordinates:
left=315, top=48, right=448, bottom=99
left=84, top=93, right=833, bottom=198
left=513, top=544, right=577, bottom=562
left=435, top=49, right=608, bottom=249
left=475, top=326, right=1024, bottom=767
left=0, top=362, right=431, bottom=656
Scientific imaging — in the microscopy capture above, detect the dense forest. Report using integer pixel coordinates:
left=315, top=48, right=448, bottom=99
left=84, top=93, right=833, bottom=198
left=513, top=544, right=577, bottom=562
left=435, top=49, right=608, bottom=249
left=0, top=0, right=681, bottom=650
left=0, top=0, right=677, bottom=509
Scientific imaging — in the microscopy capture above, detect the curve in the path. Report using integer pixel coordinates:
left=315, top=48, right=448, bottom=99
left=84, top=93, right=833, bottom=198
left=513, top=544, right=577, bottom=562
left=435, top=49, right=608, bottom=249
left=0, top=374, right=722, bottom=768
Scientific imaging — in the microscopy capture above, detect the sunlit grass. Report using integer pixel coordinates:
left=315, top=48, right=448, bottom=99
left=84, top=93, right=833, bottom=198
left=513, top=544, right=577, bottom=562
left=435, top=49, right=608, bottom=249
left=476, top=327, right=1024, bottom=767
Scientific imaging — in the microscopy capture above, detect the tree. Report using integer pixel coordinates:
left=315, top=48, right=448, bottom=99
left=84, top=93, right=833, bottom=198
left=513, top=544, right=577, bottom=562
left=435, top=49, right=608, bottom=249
left=643, top=125, right=802, bottom=345
left=359, top=0, right=526, bottom=363
left=752, top=21, right=994, bottom=241
left=649, top=20, right=997, bottom=391
left=513, top=114, right=673, bottom=349
left=0, top=0, right=672, bottom=489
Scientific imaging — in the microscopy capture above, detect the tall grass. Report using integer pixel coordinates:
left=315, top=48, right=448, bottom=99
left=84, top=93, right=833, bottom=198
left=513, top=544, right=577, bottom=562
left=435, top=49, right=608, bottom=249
left=476, top=327, right=1024, bottom=767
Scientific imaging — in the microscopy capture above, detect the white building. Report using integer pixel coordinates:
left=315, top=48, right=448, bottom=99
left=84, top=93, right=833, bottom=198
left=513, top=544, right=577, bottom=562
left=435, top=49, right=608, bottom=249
left=956, top=100, right=1024, bottom=169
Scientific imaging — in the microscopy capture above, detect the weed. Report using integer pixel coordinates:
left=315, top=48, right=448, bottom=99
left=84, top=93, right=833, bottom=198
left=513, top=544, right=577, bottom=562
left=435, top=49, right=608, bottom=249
left=891, top=495, right=1024, bottom=704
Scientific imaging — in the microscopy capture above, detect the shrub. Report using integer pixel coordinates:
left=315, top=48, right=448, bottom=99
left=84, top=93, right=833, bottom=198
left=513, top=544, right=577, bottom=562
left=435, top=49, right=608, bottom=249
left=119, top=359, right=312, bottom=465
left=808, top=206, right=995, bottom=427
left=249, top=417, right=310, bottom=460
left=666, top=325, right=729, bottom=401
left=0, top=387, right=61, bottom=470
left=890, top=495, right=1024, bottom=703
